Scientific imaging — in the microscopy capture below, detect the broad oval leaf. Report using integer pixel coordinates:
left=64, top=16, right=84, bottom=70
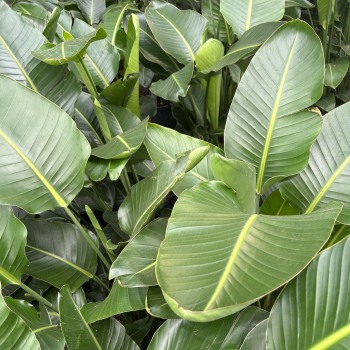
left=0, top=284, right=40, bottom=350
left=144, top=123, right=223, bottom=195
left=0, top=1, right=81, bottom=114
left=220, top=0, right=284, bottom=37
left=110, top=218, right=167, bottom=287
left=24, top=219, right=97, bottom=291
left=325, top=58, right=349, bottom=89
left=280, top=102, right=350, bottom=224
left=224, top=20, right=324, bottom=194
left=145, top=0, right=208, bottom=64
left=267, top=237, right=350, bottom=349
left=148, top=307, right=268, bottom=350
left=118, top=147, right=209, bottom=236
left=156, top=181, right=341, bottom=321
left=0, top=206, right=28, bottom=286
left=0, top=75, right=90, bottom=213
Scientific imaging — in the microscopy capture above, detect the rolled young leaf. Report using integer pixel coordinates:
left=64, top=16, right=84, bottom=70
left=224, top=20, right=324, bottom=194
left=0, top=283, right=40, bottom=350
left=267, top=237, right=350, bottom=350
left=280, top=102, right=350, bottom=224
left=0, top=75, right=90, bottom=213
left=156, top=181, right=341, bottom=321
left=220, top=0, right=284, bottom=37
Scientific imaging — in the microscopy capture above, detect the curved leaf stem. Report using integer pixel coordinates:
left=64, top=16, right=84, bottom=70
left=75, top=55, right=99, bottom=98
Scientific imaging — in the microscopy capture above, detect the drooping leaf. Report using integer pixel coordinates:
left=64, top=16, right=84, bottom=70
left=220, top=0, right=284, bottom=37
left=267, top=237, right=350, bottom=350
left=5, top=297, right=64, bottom=350
left=110, top=218, right=167, bottom=287
left=325, top=58, right=349, bottom=89
left=24, top=219, right=98, bottom=292
left=0, top=206, right=28, bottom=286
left=148, top=307, right=268, bottom=349
left=260, top=190, right=300, bottom=215
left=156, top=181, right=341, bottom=321
left=0, top=1, right=81, bottom=113
left=224, top=20, right=324, bottom=194
left=91, top=118, right=148, bottom=160
left=144, top=123, right=223, bottom=195
left=81, top=282, right=147, bottom=323
left=145, top=0, right=208, bottom=64
left=77, top=0, right=106, bottom=26
left=0, top=284, right=40, bottom=350
left=32, top=28, right=107, bottom=65
left=210, top=154, right=256, bottom=214
left=150, top=63, right=193, bottom=102
left=280, top=102, right=350, bottom=224
left=201, top=22, right=283, bottom=73
left=241, top=319, right=268, bottom=350
left=118, top=147, right=210, bottom=236
left=0, top=75, right=90, bottom=213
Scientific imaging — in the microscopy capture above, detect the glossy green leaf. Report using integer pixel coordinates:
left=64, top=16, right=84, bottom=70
left=148, top=307, right=268, bottom=349
left=157, top=181, right=341, bottom=321
left=150, top=63, right=193, bottom=102
left=0, top=1, right=81, bottom=113
left=325, top=58, right=349, bottom=89
left=317, top=0, right=336, bottom=29
left=201, top=22, right=282, bottom=73
left=5, top=297, right=64, bottom=350
left=267, top=237, right=350, bottom=350
left=0, top=284, right=40, bottom=350
left=32, top=28, right=106, bottom=65
left=260, top=190, right=300, bottom=215
left=0, top=207, right=28, bottom=286
left=145, top=0, right=208, bottom=64
left=43, top=7, right=62, bottom=42
left=146, top=286, right=179, bottom=319
left=118, top=147, right=210, bottom=236
left=110, top=218, right=167, bottom=287
left=220, top=0, right=284, bottom=37
left=210, top=154, right=256, bottom=214
left=280, top=102, right=350, bottom=224
left=195, top=39, right=224, bottom=72
left=144, top=123, right=223, bottom=195
left=24, top=219, right=97, bottom=291
left=91, top=118, right=148, bottom=160
left=77, top=0, right=106, bottom=26
left=240, top=319, right=268, bottom=350
left=0, top=75, right=90, bottom=213
left=286, top=0, right=314, bottom=8
left=225, top=21, right=324, bottom=194
left=125, top=14, right=140, bottom=115
left=81, top=282, right=147, bottom=323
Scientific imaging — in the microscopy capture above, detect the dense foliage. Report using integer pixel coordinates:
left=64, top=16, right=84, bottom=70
left=0, top=0, right=350, bottom=348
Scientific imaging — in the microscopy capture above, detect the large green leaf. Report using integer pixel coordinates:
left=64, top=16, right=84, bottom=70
left=0, top=75, right=90, bottom=213
left=0, top=284, right=40, bottom=350
left=5, top=297, right=64, bottom=350
left=0, top=1, right=81, bottom=114
left=224, top=20, right=324, bottom=194
left=110, top=218, right=167, bottom=287
left=150, top=63, right=193, bottom=102
left=144, top=123, right=223, bottom=195
left=24, top=219, right=98, bottom=291
left=81, top=282, right=147, bottom=323
left=317, top=0, right=336, bottom=30
left=0, top=206, right=28, bottom=286
left=148, top=307, right=268, bottom=349
left=118, top=147, right=209, bottom=236
left=32, top=28, right=107, bottom=65
left=201, top=22, right=282, bottom=73
left=145, top=0, right=208, bottom=64
left=280, top=102, right=350, bottom=224
left=241, top=319, right=268, bottom=350
left=77, top=0, right=106, bottom=26
left=156, top=181, right=341, bottom=321
left=325, top=58, right=349, bottom=89
left=146, top=286, right=179, bottom=319
left=220, top=0, right=284, bottom=37
left=267, top=237, right=350, bottom=349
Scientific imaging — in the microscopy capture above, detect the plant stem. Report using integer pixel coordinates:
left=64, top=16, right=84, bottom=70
left=74, top=55, right=99, bottom=98
left=20, top=283, right=58, bottom=313
left=90, top=183, right=112, bottom=212
left=63, top=207, right=111, bottom=269
left=120, top=168, right=132, bottom=194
